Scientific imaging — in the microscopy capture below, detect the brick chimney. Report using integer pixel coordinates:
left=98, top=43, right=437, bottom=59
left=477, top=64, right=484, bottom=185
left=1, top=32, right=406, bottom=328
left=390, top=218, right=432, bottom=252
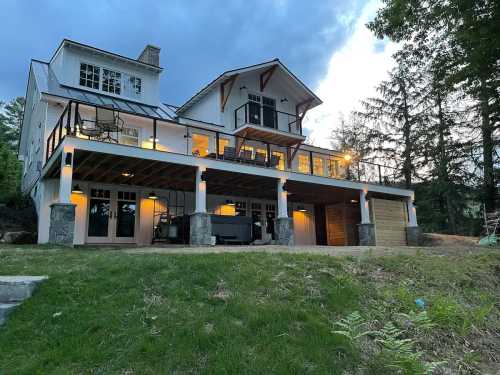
left=138, top=45, right=161, bottom=67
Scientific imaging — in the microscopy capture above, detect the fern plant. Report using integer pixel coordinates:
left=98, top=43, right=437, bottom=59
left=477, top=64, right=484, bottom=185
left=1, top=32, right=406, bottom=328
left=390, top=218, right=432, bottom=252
left=397, top=310, right=435, bottom=331
left=332, top=311, right=373, bottom=343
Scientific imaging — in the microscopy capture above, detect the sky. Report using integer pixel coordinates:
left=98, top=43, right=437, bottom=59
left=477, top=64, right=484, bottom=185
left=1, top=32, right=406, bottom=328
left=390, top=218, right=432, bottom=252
left=0, top=0, right=396, bottom=148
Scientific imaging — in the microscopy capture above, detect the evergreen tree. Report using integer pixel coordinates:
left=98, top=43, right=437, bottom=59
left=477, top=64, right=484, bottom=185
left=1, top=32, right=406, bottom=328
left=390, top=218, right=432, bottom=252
left=0, top=97, right=25, bottom=151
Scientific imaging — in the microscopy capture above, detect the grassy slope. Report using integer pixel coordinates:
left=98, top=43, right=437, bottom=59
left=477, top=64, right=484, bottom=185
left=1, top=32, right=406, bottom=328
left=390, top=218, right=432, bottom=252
left=0, top=246, right=499, bottom=374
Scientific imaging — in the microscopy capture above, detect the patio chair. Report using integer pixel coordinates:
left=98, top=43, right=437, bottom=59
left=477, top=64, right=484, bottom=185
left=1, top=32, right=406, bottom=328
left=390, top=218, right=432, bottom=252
left=223, top=146, right=237, bottom=161
left=254, top=152, right=267, bottom=166
left=77, top=112, right=103, bottom=138
left=240, top=149, right=253, bottom=164
left=96, top=106, right=124, bottom=142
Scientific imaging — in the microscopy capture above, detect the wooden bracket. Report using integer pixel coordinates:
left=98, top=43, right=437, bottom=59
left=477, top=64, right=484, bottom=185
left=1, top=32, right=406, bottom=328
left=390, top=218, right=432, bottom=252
left=220, top=74, right=238, bottom=112
left=289, top=141, right=303, bottom=167
left=235, top=130, right=248, bottom=155
left=260, top=64, right=278, bottom=92
left=295, top=98, right=314, bottom=133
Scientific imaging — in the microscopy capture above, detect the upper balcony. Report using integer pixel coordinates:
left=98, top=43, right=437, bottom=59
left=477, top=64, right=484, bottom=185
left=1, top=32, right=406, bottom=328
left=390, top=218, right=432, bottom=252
left=234, top=101, right=305, bottom=146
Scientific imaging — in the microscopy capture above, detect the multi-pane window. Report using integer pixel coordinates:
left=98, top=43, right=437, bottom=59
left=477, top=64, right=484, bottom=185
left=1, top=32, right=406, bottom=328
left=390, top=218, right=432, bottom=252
left=123, top=74, right=141, bottom=99
left=235, top=201, right=247, bottom=216
left=313, top=157, right=324, bottom=176
left=80, top=63, right=100, bottom=89
left=298, top=154, right=310, bottom=174
left=192, top=133, right=209, bottom=157
left=102, top=69, right=121, bottom=94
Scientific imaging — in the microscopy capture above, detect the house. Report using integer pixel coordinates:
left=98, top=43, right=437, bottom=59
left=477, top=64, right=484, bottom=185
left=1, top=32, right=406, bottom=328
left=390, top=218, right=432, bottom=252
left=18, top=39, right=420, bottom=247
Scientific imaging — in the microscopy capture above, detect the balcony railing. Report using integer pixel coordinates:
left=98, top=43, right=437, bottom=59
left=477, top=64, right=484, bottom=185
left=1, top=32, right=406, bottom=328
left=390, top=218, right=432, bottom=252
left=234, top=101, right=302, bottom=135
left=45, top=100, right=398, bottom=187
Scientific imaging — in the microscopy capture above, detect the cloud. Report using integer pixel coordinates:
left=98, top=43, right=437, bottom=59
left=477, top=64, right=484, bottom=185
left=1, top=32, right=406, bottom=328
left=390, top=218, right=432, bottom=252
left=303, top=0, right=399, bottom=148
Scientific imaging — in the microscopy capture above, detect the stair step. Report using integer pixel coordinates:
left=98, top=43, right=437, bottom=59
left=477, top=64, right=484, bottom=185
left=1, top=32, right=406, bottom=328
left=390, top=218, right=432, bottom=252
left=0, top=302, right=21, bottom=325
left=0, top=276, right=48, bottom=303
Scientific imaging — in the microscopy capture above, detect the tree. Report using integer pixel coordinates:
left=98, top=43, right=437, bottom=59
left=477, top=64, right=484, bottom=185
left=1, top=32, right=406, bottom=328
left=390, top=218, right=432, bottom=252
left=0, top=96, right=25, bottom=151
left=368, top=0, right=500, bottom=211
left=355, top=51, right=427, bottom=189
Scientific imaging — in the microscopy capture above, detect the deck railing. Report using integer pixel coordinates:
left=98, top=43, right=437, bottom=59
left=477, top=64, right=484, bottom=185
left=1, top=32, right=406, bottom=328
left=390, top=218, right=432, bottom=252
left=234, top=101, right=301, bottom=135
left=45, top=100, right=397, bottom=186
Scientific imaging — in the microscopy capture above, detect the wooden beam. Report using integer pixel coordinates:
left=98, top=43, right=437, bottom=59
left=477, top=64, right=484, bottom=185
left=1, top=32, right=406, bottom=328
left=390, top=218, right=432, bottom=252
left=235, top=131, right=248, bottom=155
left=80, top=155, right=113, bottom=180
left=73, top=152, right=96, bottom=175
left=260, top=65, right=278, bottom=91
left=220, top=74, right=238, bottom=112
left=295, top=98, right=314, bottom=134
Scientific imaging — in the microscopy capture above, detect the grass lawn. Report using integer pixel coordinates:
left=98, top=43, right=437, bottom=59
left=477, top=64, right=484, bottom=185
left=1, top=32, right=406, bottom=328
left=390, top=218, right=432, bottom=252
left=0, top=245, right=499, bottom=374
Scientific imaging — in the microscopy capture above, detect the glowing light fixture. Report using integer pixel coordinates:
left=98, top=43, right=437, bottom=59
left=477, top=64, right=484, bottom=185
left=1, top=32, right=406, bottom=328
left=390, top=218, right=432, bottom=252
left=149, top=135, right=159, bottom=142
left=72, top=184, right=83, bottom=194
left=121, top=171, right=134, bottom=178
left=343, top=154, right=352, bottom=162
left=226, top=199, right=235, bottom=206
left=148, top=191, right=158, bottom=200
left=350, top=199, right=358, bottom=203
left=297, top=205, right=307, bottom=212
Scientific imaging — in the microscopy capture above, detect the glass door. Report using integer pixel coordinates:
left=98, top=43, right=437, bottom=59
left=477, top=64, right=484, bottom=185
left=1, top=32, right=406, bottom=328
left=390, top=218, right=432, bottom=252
left=87, top=188, right=113, bottom=243
left=248, top=94, right=261, bottom=125
left=262, top=97, right=277, bottom=129
left=114, top=190, right=137, bottom=243
left=86, top=187, right=137, bottom=244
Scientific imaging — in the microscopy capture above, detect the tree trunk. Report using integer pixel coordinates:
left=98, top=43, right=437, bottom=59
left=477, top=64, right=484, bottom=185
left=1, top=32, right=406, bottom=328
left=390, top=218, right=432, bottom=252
left=481, top=96, right=495, bottom=212
left=401, top=81, right=412, bottom=189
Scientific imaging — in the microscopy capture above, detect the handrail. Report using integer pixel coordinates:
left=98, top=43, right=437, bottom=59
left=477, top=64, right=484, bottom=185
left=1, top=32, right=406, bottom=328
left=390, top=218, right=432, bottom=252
left=234, top=101, right=301, bottom=134
left=44, top=100, right=397, bottom=186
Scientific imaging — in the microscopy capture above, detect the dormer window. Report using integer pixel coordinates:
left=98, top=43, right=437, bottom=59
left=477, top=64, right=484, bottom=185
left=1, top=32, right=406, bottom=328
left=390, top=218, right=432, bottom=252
left=80, top=63, right=100, bottom=89
left=79, top=62, right=141, bottom=99
left=102, top=69, right=121, bottom=95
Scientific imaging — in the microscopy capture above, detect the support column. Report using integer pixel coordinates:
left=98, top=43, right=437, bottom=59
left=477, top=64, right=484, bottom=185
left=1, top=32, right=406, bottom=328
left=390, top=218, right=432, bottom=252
left=49, top=147, right=76, bottom=246
left=190, top=166, right=212, bottom=246
left=406, top=196, right=421, bottom=246
left=357, top=189, right=376, bottom=246
left=276, top=179, right=294, bottom=246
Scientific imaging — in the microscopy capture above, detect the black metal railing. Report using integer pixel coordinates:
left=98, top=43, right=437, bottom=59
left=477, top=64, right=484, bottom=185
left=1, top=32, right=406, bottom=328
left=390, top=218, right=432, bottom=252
left=234, top=101, right=301, bottom=135
left=45, top=100, right=397, bottom=186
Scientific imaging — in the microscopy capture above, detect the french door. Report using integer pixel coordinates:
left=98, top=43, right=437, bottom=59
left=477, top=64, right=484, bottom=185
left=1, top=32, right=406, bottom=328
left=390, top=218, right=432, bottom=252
left=247, top=94, right=277, bottom=129
left=86, top=187, right=137, bottom=244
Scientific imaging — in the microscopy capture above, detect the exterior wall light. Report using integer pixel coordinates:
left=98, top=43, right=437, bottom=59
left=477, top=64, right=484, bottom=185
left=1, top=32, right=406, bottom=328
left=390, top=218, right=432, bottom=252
left=64, top=152, right=73, bottom=166
left=72, top=184, right=83, bottom=194
left=280, top=97, right=288, bottom=103
left=148, top=191, right=158, bottom=200
left=343, top=154, right=352, bottom=162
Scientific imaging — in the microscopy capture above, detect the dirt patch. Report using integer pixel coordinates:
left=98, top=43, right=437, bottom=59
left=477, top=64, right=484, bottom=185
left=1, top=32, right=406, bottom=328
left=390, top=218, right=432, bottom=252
left=422, top=233, right=479, bottom=247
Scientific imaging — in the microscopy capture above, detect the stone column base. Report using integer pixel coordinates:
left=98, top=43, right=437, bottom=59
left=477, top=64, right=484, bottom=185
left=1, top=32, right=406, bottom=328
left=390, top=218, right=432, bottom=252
left=190, top=212, right=212, bottom=246
left=49, top=203, right=76, bottom=246
left=406, top=226, right=422, bottom=246
left=276, top=217, right=294, bottom=246
left=358, top=223, right=376, bottom=246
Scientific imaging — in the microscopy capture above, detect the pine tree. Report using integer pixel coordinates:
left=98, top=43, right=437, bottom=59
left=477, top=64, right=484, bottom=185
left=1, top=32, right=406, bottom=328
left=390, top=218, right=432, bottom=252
left=0, top=97, right=25, bottom=151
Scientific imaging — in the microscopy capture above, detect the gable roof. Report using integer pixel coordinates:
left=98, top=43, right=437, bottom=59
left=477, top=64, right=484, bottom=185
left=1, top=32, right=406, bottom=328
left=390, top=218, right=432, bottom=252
left=176, top=58, right=323, bottom=114
left=50, top=39, right=163, bottom=72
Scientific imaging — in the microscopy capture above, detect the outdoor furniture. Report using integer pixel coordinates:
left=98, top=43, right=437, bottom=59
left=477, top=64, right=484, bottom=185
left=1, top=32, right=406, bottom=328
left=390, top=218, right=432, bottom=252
left=96, top=106, right=124, bottom=143
left=240, top=149, right=253, bottom=163
left=223, top=146, right=237, bottom=161
left=77, top=112, right=103, bottom=138
left=254, top=152, right=266, bottom=166
left=270, top=155, right=280, bottom=168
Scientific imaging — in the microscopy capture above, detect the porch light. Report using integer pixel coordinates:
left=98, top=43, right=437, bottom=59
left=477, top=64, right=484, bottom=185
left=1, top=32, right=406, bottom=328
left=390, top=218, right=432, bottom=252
left=149, top=135, right=159, bottom=142
left=72, top=184, right=83, bottom=194
left=226, top=199, right=235, bottom=206
left=343, top=154, right=352, bottom=162
left=121, top=171, right=134, bottom=178
left=148, top=191, right=158, bottom=200
left=297, top=205, right=307, bottom=212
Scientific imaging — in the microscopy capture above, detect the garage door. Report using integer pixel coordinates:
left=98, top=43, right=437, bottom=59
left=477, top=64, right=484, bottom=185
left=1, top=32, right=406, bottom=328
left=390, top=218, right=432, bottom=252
left=371, top=198, right=408, bottom=246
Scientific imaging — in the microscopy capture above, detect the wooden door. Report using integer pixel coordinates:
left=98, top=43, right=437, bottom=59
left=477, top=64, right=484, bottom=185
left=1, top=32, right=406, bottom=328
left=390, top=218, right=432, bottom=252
left=325, top=203, right=361, bottom=246
left=293, top=210, right=315, bottom=246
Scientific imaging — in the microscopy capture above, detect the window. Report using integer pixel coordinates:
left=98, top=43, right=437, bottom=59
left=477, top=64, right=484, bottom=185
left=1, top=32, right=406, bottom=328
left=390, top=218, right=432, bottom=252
left=80, top=63, right=100, bottom=89
left=298, top=154, right=310, bottom=174
left=272, top=151, right=285, bottom=170
left=102, top=69, right=121, bottom=94
left=218, top=138, right=230, bottom=155
left=328, top=159, right=339, bottom=177
left=313, top=157, right=324, bottom=176
left=123, top=74, right=141, bottom=99
left=240, top=145, right=254, bottom=157
left=235, top=201, right=247, bottom=216
left=256, top=148, right=267, bottom=160
left=120, top=127, right=139, bottom=146
left=192, top=133, right=209, bottom=157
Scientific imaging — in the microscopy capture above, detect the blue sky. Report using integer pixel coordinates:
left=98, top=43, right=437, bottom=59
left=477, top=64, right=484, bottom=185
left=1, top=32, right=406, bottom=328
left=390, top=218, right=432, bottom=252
left=0, top=0, right=397, bottom=147
left=0, top=0, right=366, bottom=105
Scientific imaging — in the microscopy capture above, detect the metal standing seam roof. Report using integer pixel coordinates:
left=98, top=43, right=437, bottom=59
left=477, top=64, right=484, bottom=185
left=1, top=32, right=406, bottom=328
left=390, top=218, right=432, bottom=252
left=31, top=60, right=176, bottom=121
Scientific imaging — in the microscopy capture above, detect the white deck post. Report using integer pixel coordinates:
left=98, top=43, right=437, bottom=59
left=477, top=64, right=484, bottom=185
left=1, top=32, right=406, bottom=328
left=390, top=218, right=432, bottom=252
left=195, top=166, right=207, bottom=213
left=59, top=146, right=74, bottom=203
left=277, top=178, right=288, bottom=218
left=406, top=196, right=418, bottom=227
left=360, top=189, right=370, bottom=224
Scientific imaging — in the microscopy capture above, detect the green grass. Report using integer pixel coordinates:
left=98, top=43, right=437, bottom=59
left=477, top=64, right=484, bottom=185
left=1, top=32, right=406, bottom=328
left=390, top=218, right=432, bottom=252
left=0, top=246, right=499, bottom=374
